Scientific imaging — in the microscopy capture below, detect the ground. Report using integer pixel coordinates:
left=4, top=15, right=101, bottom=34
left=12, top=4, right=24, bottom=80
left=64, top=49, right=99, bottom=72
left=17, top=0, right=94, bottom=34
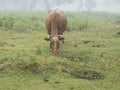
left=0, top=11, right=120, bottom=90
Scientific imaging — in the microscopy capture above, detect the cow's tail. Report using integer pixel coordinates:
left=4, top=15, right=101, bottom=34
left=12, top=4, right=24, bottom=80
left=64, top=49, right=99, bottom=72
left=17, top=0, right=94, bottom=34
left=51, top=10, right=58, bottom=36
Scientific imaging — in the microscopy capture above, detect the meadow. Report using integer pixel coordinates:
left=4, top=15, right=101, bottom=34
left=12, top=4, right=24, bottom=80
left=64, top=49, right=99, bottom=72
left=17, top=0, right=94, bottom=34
left=0, top=11, right=120, bottom=90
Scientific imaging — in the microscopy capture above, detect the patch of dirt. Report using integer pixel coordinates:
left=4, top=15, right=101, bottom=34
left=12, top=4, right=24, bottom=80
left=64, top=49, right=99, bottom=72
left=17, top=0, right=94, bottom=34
left=115, top=32, right=120, bottom=38
left=71, top=69, right=105, bottom=80
left=82, top=40, right=94, bottom=44
left=117, top=32, right=120, bottom=35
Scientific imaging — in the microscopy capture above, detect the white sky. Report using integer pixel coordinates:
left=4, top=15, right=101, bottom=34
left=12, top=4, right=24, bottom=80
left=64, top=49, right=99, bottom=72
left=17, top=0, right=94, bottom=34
left=52, top=0, right=120, bottom=13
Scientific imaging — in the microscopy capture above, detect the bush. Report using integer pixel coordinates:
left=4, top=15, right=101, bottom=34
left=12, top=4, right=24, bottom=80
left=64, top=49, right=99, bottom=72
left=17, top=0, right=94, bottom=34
left=0, top=11, right=46, bottom=32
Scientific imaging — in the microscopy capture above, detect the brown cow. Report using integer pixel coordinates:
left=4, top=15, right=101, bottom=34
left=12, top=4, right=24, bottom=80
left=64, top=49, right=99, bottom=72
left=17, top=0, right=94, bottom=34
left=45, top=10, right=67, bottom=41
left=45, top=10, right=67, bottom=54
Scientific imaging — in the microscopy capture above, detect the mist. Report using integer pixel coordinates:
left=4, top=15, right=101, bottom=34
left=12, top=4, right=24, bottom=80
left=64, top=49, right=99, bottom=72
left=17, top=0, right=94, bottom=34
left=0, top=0, right=120, bottom=13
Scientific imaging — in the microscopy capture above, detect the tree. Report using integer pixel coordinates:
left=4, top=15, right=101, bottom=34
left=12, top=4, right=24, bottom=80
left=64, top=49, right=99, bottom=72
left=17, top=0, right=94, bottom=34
left=29, top=0, right=37, bottom=10
left=0, top=0, right=6, bottom=9
left=43, top=0, right=75, bottom=10
left=84, top=0, right=96, bottom=11
left=104, top=0, right=120, bottom=6
left=77, top=0, right=83, bottom=11
left=44, top=0, right=51, bottom=10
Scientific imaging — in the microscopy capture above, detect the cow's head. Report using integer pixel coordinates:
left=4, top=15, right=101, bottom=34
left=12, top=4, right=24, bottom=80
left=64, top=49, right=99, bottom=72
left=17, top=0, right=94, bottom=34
left=50, top=36, right=59, bottom=54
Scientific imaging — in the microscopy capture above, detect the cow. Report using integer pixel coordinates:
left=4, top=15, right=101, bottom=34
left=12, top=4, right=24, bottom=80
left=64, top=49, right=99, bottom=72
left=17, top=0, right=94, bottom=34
left=45, top=10, right=67, bottom=54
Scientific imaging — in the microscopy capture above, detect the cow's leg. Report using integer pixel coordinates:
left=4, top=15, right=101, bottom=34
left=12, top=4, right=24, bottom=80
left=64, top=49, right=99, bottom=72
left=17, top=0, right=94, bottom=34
left=58, top=30, right=64, bottom=43
left=44, top=29, right=51, bottom=41
left=61, top=36, right=64, bottom=43
left=50, top=42, right=53, bottom=49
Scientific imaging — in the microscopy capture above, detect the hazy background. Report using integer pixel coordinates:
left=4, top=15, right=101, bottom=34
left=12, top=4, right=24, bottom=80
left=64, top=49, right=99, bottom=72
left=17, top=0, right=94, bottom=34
left=0, top=0, right=120, bottom=13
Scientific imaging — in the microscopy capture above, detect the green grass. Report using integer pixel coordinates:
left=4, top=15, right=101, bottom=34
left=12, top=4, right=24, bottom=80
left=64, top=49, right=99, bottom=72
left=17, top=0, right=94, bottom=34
left=0, top=11, right=120, bottom=90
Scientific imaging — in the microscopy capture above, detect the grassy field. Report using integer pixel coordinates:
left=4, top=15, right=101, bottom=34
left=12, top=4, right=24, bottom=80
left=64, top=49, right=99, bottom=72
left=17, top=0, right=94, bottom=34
left=0, top=11, right=120, bottom=90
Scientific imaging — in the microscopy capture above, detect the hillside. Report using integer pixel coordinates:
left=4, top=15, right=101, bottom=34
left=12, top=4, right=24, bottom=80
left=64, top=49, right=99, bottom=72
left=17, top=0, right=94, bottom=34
left=0, top=11, right=120, bottom=90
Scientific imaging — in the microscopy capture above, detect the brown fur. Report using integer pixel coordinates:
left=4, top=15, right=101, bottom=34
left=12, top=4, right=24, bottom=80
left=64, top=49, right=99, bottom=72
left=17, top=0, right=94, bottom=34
left=45, top=10, right=67, bottom=54
left=45, top=10, right=67, bottom=36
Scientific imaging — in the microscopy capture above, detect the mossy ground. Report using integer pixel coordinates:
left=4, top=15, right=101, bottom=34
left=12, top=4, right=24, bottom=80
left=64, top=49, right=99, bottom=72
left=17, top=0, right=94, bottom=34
left=0, top=11, right=120, bottom=90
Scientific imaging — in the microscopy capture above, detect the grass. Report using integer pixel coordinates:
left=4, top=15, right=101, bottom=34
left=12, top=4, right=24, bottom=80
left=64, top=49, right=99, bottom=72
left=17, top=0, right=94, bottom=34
left=0, top=11, right=120, bottom=90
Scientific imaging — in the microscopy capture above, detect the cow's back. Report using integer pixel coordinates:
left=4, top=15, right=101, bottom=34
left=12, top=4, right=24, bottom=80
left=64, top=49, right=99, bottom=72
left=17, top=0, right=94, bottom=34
left=45, top=10, right=67, bottom=35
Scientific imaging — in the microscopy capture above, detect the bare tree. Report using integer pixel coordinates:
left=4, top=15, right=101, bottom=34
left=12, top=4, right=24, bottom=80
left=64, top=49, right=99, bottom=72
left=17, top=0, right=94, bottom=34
left=44, top=0, right=51, bottom=10
left=12, top=0, right=37, bottom=10
left=0, top=0, right=5, bottom=9
left=29, top=0, right=37, bottom=10
left=84, top=0, right=96, bottom=11
left=78, top=0, right=83, bottom=11
left=104, top=0, right=120, bottom=6
left=43, top=0, right=75, bottom=10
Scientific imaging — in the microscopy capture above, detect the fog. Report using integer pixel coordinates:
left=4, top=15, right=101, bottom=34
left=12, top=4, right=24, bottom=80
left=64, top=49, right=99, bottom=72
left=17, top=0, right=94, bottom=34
left=0, top=0, right=120, bottom=13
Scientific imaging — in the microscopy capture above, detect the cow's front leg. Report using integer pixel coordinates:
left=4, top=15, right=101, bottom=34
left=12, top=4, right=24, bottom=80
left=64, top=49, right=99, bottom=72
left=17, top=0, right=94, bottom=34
left=59, top=35, right=65, bottom=43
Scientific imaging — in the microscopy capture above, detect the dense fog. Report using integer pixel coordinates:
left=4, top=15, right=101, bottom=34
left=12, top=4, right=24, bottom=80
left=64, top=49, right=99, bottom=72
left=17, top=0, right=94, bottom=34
left=0, top=0, right=120, bottom=13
